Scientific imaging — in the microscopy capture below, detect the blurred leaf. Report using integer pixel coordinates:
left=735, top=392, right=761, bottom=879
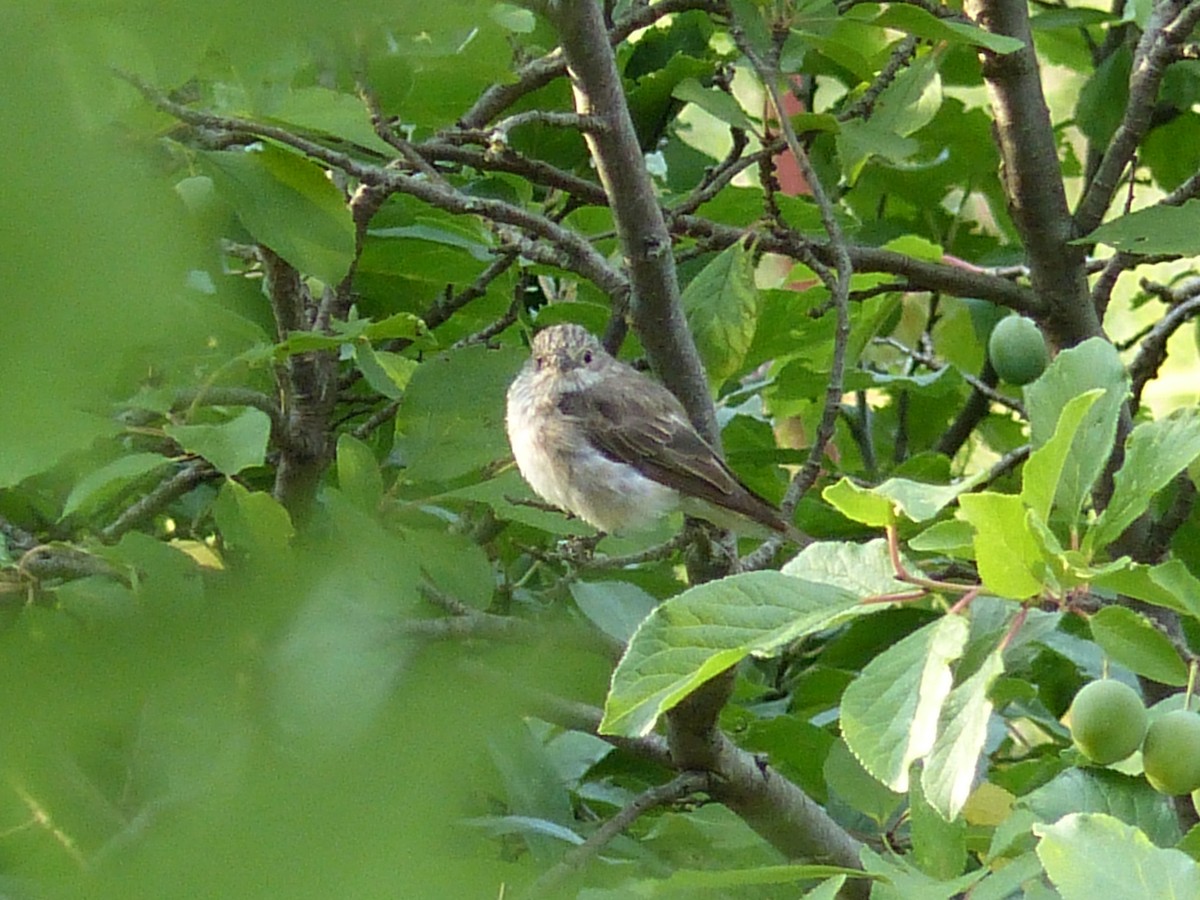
left=264, top=86, right=396, bottom=155
left=336, top=434, right=383, bottom=512
left=393, top=344, right=524, bottom=482
left=601, top=571, right=869, bottom=737
left=1023, top=768, right=1182, bottom=849
left=355, top=344, right=416, bottom=399
left=1076, top=47, right=1132, bottom=146
left=841, top=615, right=969, bottom=792
left=910, top=775, right=968, bottom=878
left=869, top=52, right=943, bottom=139
left=165, top=407, right=272, bottom=476
left=199, top=143, right=355, bottom=286
left=570, top=580, right=659, bottom=645
left=61, top=453, right=173, bottom=519
left=1091, top=560, right=1197, bottom=616
left=681, top=240, right=760, bottom=384
left=1036, top=813, right=1200, bottom=899
left=1089, top=606, right=1188, bottom=686
left=212, top=480, right=294, bottom=555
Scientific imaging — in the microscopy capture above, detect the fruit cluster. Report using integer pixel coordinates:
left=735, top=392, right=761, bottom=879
left=1068, top=679, right=1200, bottom=796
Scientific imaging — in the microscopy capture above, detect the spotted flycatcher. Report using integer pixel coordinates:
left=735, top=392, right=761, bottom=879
left=506, top=323, right=802, bottom=540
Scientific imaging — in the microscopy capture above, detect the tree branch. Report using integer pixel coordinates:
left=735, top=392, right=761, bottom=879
left=964, top=0, right=1101, bottom=347
left=545, top=0, right=719, bottom=445
left=525, top=771, right=711, bottom=897
left=1075, top=0, right=1200, bottom=235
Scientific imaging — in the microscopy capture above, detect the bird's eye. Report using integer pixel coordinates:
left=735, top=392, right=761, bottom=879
left=583, top=351, right=593, bottom=364
left=535, top=355, right=545, bottom=371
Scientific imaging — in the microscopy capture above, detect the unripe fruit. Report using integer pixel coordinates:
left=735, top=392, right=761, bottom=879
left=988, top=315, right=1049, bottom=385
left=1142, top=710, right=1200, bottom=795
left=1068, top=680, right=1148, bottom=765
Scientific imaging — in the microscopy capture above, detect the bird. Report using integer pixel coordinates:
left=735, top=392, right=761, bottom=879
left=505, top=323, right=804, bottom=542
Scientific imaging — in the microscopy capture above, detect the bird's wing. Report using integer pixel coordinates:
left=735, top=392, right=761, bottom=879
left=557, top=384, right=789, bottom=533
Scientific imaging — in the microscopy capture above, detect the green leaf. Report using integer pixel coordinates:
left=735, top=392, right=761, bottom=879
left=1021, top=389, right=1104, bottom=522
left=212, top=480, right=294, bottom=555
left=836, top=117, right=918, bottom=183
left=570, top=580, right=659, bottom=645
left=681, top=240, right=761, bottom=384
left=1087, top=409, right=1200, bottom=553
left=908, top=520, right=975, bottom=556
left=1082, top=198, right=1200, bottom=256
left=393, top=344, right=525, bottom=483
left=1024, top=338, right=1128, bottom=524
left=781, top=539, right=911, bottom=597
left=823, top=478, right=895, bottom=526
left=1089, top=606, right=1188, bottom=686
left=958, top=493, right=1045, bottom=599
left=672, top=77, right=759, bottom=132
left=1092, top=561, right=1194, bottom=616
left=910, top=774, right=968, bottom=878
left=336, top=434, right=383, bottom=512
left=922, top=648, right=1004, bottom=821
left=841, top=615, right=969, bottom=792
left=633, top=863, right=868, bottom=892
left=165, top=408, right=272, bottom=476
left=1022, top=767, right=1181, bottom=849
left=600, top=571, right=868, bottom=737
left=61, top=453, right=173, bottom=519
left=354, top=344, right=417, bottom=399
left=1036, top=813, right=1200, bottom=899
left=1076, top=46, right=1132, bottom=146
left=824, top=737, right=904, bottom=825
left=265, top=86, right=397, bottom=156
left=360, top=311, right=427, bottom=342
left=868, top=51, right=943, bottom=139
left=199, top=143, right=355, bottom=286
left=874, top=475, right=984, bottom=523
left=868, top=4, right=1025, bottom=54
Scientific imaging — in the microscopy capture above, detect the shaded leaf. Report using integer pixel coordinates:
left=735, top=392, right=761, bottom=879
left=200, top=143, right=355, bottom=286
left=1088, top=409, right=1200, bottom=553
left=681, top=240, right=760, bottom=384
left=1089, top=605, right=1188, bottom=686
left=1082, top=198, right=1200, bottom=256
left=61, top=453, right=173, bottom=519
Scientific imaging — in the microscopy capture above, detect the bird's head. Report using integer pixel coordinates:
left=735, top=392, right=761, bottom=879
left=529, top=324, right=608, bottom=378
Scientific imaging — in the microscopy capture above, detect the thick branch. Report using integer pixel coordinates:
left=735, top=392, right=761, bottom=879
left=965, top=0, right=1101, bottom=346
left=546, top=0, right=719, bottom=444
left=261, top=249, right=338, bottom=518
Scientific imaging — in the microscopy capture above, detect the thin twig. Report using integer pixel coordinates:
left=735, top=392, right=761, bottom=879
left=100, top=461, right=220, bottom=544
left=525, top=772, right=710, bottom=898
